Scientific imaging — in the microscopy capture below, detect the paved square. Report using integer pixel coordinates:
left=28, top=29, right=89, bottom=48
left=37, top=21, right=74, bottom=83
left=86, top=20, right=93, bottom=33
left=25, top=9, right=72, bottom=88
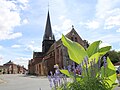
left=0, top=74, right=51, bottom=90
left=0, top=74, right=120, bottom=90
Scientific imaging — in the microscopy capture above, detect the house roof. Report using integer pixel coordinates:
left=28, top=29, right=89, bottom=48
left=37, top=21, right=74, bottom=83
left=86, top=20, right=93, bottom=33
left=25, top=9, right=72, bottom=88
left=46, top=26, right=84, bottom=54
left=4, top=60, right=15, bottom=65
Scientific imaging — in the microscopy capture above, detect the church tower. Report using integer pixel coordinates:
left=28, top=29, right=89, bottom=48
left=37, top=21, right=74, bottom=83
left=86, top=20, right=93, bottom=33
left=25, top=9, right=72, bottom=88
left=42, top=11, right=55, bottom=53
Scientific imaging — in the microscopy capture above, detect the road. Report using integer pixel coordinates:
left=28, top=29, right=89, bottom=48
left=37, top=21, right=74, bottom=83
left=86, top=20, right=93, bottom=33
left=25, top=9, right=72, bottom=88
left=0, top=74, right=51, bottom=90
left=0, top=74, right=120, bottom=90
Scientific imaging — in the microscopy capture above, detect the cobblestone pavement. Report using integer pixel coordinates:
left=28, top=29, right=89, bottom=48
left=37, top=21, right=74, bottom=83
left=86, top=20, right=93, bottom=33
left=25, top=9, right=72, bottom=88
left=0, top=74, right=120, bottom=90
left=0, top=74, right=51, bottom=90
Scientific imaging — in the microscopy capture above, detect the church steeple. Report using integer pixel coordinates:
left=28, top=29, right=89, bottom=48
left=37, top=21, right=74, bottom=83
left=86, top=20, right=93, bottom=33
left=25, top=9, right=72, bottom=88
left=43, top=11, right=55, bottom=41
left=42, top=10, right=55, bottom=53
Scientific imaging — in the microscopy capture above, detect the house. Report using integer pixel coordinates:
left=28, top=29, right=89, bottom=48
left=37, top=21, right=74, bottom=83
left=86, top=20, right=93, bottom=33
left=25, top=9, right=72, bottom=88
left=3, top=60, right=18, bottom=74
left=0, top=60, right=27, bottom=74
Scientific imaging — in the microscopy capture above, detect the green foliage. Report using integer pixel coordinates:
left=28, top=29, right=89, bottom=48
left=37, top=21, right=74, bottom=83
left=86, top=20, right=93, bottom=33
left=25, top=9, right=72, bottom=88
left=87, top=40, right=101, bottom=57
left=60, top=70, right=71, bottom=77
left=98, top=46, right=111, bottom=53
left=68, top=77, right=111, bottom=90
left=61, top=34, right=87, bottom=64
left=108, top=50, right=119, bottom=63
left=60, top=35, right=117, bottom=90
left=101, top=57, right=117, bottom=88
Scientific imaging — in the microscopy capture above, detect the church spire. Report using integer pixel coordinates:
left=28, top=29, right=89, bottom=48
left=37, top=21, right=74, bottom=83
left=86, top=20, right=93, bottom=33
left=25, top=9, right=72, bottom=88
left=42, top=10, right=55, bottom=53
left=43, top=10, right=55, bottom=41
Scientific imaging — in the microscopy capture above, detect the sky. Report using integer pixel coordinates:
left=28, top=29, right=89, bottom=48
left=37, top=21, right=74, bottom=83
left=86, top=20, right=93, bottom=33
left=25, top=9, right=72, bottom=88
left=0, top=0, right=120, bottom=68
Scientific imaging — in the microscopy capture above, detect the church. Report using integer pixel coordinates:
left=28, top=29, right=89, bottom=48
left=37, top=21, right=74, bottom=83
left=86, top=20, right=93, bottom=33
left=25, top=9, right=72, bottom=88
left=28, top=11, right=89, bottom=76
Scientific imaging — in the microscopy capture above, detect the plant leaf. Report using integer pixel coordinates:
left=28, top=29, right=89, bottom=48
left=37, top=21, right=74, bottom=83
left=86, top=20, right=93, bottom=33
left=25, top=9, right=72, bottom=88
left=60, top=70, right=71, bottom=77
left=101, top=57, right=117, bottom=88
left=98, top=46, right=111, bottom=53
left=87, top=40, right=101, bottom=57
left=61, top=34, right=88, bottom=64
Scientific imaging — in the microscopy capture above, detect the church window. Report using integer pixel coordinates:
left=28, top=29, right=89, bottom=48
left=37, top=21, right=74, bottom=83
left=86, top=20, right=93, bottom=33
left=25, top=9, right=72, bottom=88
left=71, top=37, right=73, bottom=41
left=75, top=37, right=77, bottom=42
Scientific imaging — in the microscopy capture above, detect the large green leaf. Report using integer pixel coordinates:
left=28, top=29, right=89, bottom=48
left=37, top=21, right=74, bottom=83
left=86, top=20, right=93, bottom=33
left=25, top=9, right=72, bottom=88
left=60, top=70, right=71, bottom=77
left=61, top=35, right=88, bottom=64
left=101, top=57, right=117, bottom=88
left=98, top=46, right=111, bottom=53
left=87, top=40, right=101, bottom=57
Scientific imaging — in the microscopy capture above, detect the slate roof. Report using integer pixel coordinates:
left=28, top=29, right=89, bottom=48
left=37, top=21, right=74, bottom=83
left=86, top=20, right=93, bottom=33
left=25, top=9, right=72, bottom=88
left=43, top=11, right=55, bottom=41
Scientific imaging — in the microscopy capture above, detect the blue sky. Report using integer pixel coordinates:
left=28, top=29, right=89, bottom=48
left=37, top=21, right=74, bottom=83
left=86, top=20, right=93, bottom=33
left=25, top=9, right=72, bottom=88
left=0, top=0, right=120, bottom=68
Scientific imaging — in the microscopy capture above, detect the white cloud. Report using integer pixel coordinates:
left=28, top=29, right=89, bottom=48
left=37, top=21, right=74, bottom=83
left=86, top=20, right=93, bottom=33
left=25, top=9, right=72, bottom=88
left=116, top=47, right=120, bottom=52
left=25, top=44, right=41, bottom=52
left=0, top=55, right=4, bottom=65
left=96, top=0, right=113, bottom=18
left=80, top=0, right=120, bottom=30
left=11, top=44, right=21, bottom=48
left=17, top=0, right=29, bottom=4
left=99, top=42, right=111, bottom=48
left=22, top=19, right=29, bottom=24
left=14, top=57, right=30, bottom=69
left=30, top=41, right=35, bottom=44
left=85, top=20, right=100, bottom=29
left=98, top=34, right=120, bottom=44
left=104, top=8, right=120, bottom=29
left=0, top=0, right=28, bottom=40
left=53, top=16, right=73, bottom=39
left=116, top=28, right=120, bottom=32
left=96, top=0, right=120, bottom=29
left=0, top=45, right=3, bottom=50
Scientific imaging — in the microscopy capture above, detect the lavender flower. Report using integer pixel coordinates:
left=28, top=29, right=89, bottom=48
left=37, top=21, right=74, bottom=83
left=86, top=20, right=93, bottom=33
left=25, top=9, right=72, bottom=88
left=72, top=62, right=75, bottom=70
left=84, top=56, right=89, bottom=76
left=50, top=71, right=53, bottom=76
left=98, top=57, right=101, bottom=69
left=103, top=56, right=107, bottom=68
left=67, top=65, right=71, bottom=72
left=72, top=62, right=76, bottom=78
left=76, top=64, right=82, bottom=75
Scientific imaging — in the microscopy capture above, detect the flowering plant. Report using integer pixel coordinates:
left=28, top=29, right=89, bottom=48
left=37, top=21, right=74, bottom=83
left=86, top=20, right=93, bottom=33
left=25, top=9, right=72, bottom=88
left=48, top=35, right=117, bottom=90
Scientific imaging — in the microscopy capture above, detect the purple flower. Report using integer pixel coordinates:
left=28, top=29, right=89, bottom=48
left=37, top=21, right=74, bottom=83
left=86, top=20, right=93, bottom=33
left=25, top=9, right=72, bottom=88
left=84, top=56, right=88, bottom=68
left=76, top=64, right=82, bottom=75
left=103, top=56, right=107, bottom=68
left=67, top=65, right=71, bottom=72
left=50, top=71, right=53, bottom=76
left=98, top=57, right=101, bottom=69
left=48, top=75, right=53, bottom=88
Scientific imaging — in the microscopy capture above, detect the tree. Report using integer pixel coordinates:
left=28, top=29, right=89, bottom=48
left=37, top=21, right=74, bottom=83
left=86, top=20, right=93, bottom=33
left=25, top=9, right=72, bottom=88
left=117, top=51, right=120, bottom=60
left=108, top=50, right=119, bottom=63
